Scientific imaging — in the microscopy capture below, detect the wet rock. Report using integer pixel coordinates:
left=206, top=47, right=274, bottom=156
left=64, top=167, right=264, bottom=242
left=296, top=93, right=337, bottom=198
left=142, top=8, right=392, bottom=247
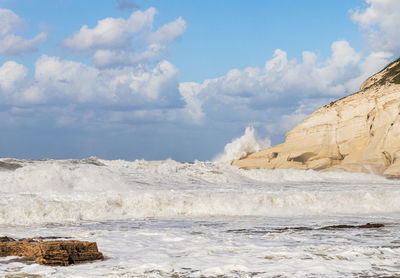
left=234, top=223, right=386, bottom=234
left=0, top=237, right=103, bottom=266
left=0, top=236, right=15, bottom=242
left=276, top=223, right=385, bottom=232
left=319, top=223, right=384, bottom=230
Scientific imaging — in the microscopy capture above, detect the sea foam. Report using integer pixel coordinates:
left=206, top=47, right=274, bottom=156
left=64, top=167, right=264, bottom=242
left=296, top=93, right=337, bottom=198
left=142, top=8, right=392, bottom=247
left=0, top=157, right=398, bottom=225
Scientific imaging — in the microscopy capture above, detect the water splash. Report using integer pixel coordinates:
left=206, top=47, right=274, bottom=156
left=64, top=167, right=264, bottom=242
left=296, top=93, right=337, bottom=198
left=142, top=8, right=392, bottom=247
left=214, top=126, right=271, bottom=164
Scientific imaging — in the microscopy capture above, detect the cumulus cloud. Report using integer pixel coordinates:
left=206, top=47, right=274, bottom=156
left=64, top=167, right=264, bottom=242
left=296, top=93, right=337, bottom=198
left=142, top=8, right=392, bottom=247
left=61, top=8, right=156, bottom=52
left=2, top=55, right=181, bottom=109
left=179, top=82, right=205, bottom=123
left=146, top=17, right=186, bottom=44
left=179, top=40, right=391, bottom=127
left=0, top=9, right=47, bottom=56
left=62, top=8, right=186, bottom=68
left=0, top=32, right=47, bottom=55
left=0, top=9, right=24, bottom=35
left=32, top=55, right=101, bottom=103
left=0, top=7, right=190, bottom=132
left=351, top=0, right=400, bottom=54
left=93, top=44, right=166, bottom=68
left=0, top=61, right=27, bottom=92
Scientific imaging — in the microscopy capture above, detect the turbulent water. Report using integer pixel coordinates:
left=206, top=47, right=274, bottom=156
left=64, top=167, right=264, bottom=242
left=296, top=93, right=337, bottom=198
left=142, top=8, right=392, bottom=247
left=0, top=156, right=400, bottom=277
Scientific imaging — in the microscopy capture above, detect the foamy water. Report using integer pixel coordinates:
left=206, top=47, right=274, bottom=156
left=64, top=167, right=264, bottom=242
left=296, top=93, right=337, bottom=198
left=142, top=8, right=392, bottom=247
left=0, top=157, right=397, bottom=225
left=0, top=157, right=400, bottom=277
left=1, top=128, right=400, bottom=277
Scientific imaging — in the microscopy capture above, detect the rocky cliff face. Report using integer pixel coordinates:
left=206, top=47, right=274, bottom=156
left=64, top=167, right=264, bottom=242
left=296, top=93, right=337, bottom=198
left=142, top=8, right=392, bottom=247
left=233, top=58, right=400, bottom=178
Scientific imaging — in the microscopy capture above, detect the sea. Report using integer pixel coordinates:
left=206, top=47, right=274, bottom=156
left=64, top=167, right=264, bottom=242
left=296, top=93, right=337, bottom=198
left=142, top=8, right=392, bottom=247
left=1, top=132, right=400, bottom=277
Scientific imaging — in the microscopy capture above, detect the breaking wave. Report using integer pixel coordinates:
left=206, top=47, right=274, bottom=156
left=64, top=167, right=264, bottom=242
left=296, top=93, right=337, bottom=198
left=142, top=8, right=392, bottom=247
left=0, top=157, right=398, bottom=225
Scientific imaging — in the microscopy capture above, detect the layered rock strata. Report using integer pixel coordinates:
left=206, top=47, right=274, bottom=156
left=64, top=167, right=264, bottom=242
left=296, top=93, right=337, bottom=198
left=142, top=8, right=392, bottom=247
left=233, top=58, right=400, bottom=178
left=0, top=237, right=103, bottom=266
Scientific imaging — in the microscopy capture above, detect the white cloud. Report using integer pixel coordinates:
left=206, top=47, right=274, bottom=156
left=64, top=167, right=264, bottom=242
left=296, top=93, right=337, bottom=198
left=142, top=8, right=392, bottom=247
left=178, top=40, right=392, bottom=125
left=329, top=40, right=362, bottom=67
left=62, top=8, right=187, bottom=68
left=0, top=32, right=47, bottom=55
left=0, top=54, right=188, bottom=130
left=0, top=9, right=24, bottom=36
left=0, top=7, right=188, bottom=127
left=93, top=44, right=166, bottom=67
left=0, top=61, right=27, bottom=92
left=0, top=9, right=47, bottom=56
left=61, top=8, right=157, bottom=52
left=351, top=0, right=400, bottom=54
left=32, top=55, right=101, bottom=103
left=263, top=41, right=365, bottom=96
left=146, top=17, right=186, bottom=44
left=1, top=55, right=181, bottom=109
left=179, top=82, right=205, bottom=123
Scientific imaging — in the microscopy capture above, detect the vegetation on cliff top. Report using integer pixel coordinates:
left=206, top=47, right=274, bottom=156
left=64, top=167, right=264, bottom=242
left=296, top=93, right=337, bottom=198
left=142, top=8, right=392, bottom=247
left=379, top=57, right=400, bottom=85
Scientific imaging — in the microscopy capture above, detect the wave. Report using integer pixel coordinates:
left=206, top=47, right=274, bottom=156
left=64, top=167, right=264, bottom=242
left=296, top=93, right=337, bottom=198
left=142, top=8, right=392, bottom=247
left=0, top=157, right=398, bottom=225
left=2, top=186, right=400, bottom=225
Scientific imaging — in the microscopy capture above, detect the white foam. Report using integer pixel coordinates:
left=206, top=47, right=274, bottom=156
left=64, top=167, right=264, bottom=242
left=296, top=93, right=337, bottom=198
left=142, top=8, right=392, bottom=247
left=1, top=157, right=400, bottom=277
left=2, top=215, right=400, bottom=277
left=213, top=126, right=271, bottom=164
left=0, top=158, right=398, bottom=225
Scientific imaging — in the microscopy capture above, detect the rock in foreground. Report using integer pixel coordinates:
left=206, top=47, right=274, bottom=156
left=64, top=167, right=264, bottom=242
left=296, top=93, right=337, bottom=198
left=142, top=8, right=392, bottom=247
left=0, top=237, right=103, bottom=266
left=233, top=58, right=400, bottom=178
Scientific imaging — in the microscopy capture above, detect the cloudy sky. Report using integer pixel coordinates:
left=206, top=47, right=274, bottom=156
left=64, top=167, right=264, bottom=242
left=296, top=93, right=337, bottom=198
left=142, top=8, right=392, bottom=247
left=0, top=0, right=399, bottom=161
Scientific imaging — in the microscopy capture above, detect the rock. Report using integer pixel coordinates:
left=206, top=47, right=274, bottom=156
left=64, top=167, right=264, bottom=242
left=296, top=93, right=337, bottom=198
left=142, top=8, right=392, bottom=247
left=233, top=58, right=400, bottom=178
left=278, top=223, right=384, bottom=232
left=319, top=223, right=384, bottom=230
left=0, top=237, right=103, bottom=266
left=227, top=223, right=385, bottom=234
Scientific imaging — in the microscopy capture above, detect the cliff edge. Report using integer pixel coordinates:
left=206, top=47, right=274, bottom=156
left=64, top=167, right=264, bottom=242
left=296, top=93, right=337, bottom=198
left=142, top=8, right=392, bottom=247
left=233, top=58, right=400, bottom=178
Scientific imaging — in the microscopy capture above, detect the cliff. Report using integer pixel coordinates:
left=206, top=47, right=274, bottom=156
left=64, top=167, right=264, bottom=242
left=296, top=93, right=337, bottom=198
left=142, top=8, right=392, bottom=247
left=233, top=58, right=400, bottom=178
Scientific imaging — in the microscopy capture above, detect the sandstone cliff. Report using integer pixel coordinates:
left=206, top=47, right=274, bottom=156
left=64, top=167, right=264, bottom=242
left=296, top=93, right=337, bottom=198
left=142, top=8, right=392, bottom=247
left=233, top=58, right=400, bottom=178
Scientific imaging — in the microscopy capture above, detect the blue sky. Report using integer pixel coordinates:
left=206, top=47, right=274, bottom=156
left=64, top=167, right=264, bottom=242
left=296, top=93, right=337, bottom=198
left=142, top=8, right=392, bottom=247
left=0, top=0, right=399, bottom=161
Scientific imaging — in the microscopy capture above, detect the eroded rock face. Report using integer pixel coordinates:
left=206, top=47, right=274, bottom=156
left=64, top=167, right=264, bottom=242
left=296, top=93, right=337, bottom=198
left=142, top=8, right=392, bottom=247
left=233, top=58, right=400, bottom=178
left=0, top=237, right=103, bottom=266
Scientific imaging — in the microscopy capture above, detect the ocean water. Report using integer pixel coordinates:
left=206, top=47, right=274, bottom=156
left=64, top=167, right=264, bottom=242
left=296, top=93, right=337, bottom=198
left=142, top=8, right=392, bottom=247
left=0, top=157, right=400, bottom=277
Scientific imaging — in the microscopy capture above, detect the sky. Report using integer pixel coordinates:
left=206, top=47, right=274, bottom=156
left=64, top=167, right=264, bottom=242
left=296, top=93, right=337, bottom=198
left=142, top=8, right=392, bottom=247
left=0, top=0, right=399, bottom=161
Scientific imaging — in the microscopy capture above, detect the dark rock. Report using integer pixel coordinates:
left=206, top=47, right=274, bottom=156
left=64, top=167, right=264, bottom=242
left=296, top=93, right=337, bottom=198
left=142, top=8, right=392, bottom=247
left=274, top=223, right=384, bottom=233
left=319, top=223, right=384, bottom=230
left=0, top=236, right=15, bottom=242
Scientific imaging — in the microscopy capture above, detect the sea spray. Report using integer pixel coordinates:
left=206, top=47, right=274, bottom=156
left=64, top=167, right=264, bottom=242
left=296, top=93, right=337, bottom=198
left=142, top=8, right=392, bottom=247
left=214, top=126, right=271, bottom=164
